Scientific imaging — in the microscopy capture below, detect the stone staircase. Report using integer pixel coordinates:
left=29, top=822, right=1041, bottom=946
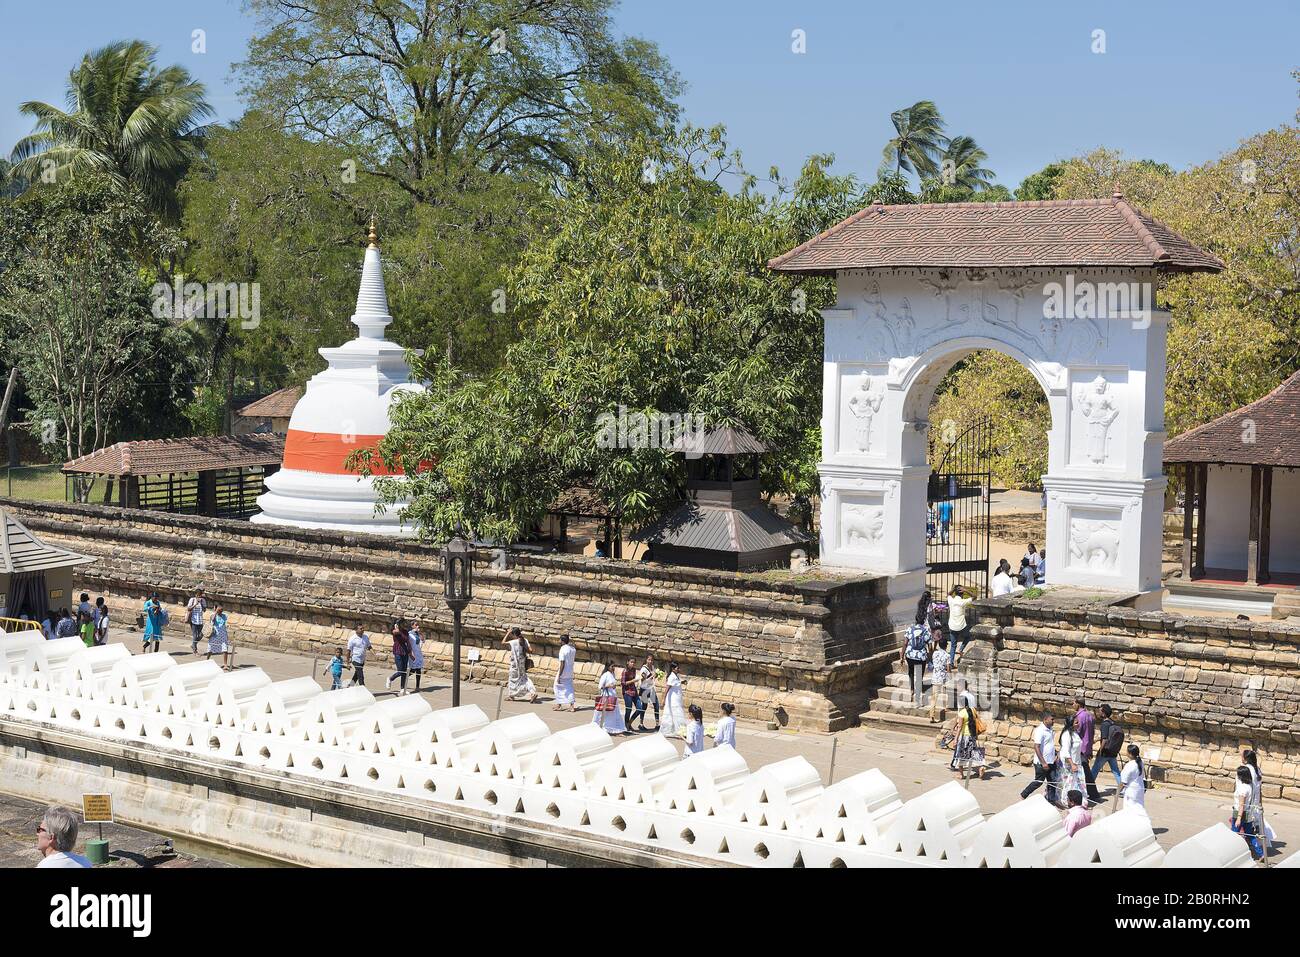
left=858, top=656, right=947, bottom=734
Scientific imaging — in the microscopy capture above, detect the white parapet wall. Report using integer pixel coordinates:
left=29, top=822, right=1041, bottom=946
left=0, top=634, right=1269, bottom=868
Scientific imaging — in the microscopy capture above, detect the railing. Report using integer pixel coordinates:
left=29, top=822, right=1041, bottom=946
left=0, top=616, right=42, bottom=633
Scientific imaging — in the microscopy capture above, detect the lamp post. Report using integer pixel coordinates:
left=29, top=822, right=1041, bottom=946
left=442, top=527, right=474, bottom=707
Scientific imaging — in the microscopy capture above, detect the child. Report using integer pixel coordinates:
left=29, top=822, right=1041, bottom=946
left=685, top=704, right=705, bottom=755
left=328, top=648, right=345, bottom=690
left=714, top=702, right=737, bottom=749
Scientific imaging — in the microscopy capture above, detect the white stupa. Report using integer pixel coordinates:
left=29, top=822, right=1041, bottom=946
left=252, top=220, right=426, bottom=535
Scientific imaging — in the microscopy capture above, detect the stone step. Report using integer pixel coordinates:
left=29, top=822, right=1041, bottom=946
left=864, top=695, right=940, bottom=717
left=858, top=708, right=944, bottom=734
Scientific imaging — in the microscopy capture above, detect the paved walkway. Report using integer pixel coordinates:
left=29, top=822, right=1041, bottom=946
left=104, top=624, right=1298, bottom=864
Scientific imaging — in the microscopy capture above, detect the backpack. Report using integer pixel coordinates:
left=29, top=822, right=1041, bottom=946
left=904, top=623, right=930, bottom=661
left=1104, top=721, right=1124, bottom=755
left=159, top=606, right=171, bottom=626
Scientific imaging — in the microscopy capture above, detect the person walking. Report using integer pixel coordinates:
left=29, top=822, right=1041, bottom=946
left=1119, top=743, right=1146, bottom=812
left=1074, top=697, right=1099, bottom=804
left=928, top=626, right=952, bottom=722
left=1019, top=712, right=1059, bottom=805
left=552, top=634, right=576, bottom=711
left=684, top=704, right=705, bottom=755
left=1064, top=790, right=1092, bottom=837
left=946, top=585, right=972, bottom=665
left=636, top=655, right=660, bottom=730
left=901, top=608, right=932, bottom=708
left=407, top=622, right=425, bottom=693
left=503, top=626, right=538, bottom=702
left=659, top=662, right=686, bottom=737
left=714, top=702, right=737, bottom=749
left=93, top=597, right=109, bottom=646
left=1242, top=749, right=1273, bottom=855
left=327, top=648, right=345, bottom=690
left=1089, top=704, right=1124, bottom=795
left=142, top=593, right=165, bottom=653
left=937, top=498, right=953, bottom=544
left=35, top=806, right=91, bottom=868
left=948, top=692, right=986, bottom=781
left=185, top=588, right=208, bottom=654
left=346, top=625, right=371, bottom=688
left=621, top=657, right=642, bottom=727
left=386, top=620, right=412, bottom=695
left=592, top=660, right=626, bottom=735
left=1058, top=713, right=1086, bottom=804
left=207, top=604, right=233, bottom=671
left=1231, top=765, right=1265, bottom=861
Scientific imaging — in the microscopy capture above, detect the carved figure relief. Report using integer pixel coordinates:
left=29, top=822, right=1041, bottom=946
left=1068, top=517, right=1121, bottom=571
left=841, top=503, right=886, bottom=552
left=846, top=375, right=884, bottom=452
left=1074, top=375, right=1121, bottom=465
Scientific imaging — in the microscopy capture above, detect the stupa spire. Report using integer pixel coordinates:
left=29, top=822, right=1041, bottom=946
left=352, top=216, right=392, bottom=339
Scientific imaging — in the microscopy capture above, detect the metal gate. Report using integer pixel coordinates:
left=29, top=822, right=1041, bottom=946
left=926, top=418, right=993, bottom=598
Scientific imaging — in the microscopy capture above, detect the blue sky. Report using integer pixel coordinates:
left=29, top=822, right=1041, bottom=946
left=3, top=0, right=1297, bottom=191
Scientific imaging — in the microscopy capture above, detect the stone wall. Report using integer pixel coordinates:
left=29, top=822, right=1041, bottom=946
left=2, top=499, right=897, bottom=731
left=970, top=589, right=1300, bottom=801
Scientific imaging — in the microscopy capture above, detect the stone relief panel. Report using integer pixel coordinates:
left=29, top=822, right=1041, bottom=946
left=840, top=495, right=887, bottom=556
left=1069, top=372, right=1125, bottom=469
left=1066, top=509, right=1123, bottom=572
left=836, top=365, right=887, bottom=456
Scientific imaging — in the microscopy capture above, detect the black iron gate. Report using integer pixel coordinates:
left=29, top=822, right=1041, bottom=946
left=926, top=418, right=993, bottom=598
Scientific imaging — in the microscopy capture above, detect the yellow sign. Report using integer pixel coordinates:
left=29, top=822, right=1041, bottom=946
left=81, top=793, right=114, bottom=824
left=49, top=588, right=65, bottom=600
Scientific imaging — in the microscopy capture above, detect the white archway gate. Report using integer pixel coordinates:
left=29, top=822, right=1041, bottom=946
left=770, top=197, right=1224, bottom=617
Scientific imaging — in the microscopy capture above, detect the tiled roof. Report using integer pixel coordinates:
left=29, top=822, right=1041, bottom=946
left=63, top=434, right=286, bottom=476
left=236, top=386, right=302, bottom=419
left=672, top=426, right=767, bottom=456
left=768, top=195, right=1224, bottom=274
left=0, top=509, right=94, bottom=573
left=637, top=501, right=808, bottom=552
left=1164, top=371, right=1300, bottom=467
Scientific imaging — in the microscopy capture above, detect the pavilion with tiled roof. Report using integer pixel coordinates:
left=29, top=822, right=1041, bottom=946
left=235, top=387, right=302, bottom=435
left=63, top=434, right=284, bottom=519
left=1164, top=370, right=1300, bottom=615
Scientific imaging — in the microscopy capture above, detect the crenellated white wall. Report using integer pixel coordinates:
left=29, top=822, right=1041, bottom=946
left=819, top=267, right=1167, bottom=605
left=0, top=631, right=1245, bottom=868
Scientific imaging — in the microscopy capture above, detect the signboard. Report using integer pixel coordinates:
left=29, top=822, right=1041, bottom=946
left=467, top=648, right=482, bottom=663
left=81, top=793, right=114, bottom=824
left=49, top=588, right=65, bottom=601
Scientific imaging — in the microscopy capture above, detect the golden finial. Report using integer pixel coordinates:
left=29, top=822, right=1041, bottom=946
left=367, top=215, right=378, bottom=248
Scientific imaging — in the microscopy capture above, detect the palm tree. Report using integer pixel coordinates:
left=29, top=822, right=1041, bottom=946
left=8, top=40, right=212, bottom=221
left=878, top=101, right=947, bottom=183
left=940, top=135, right=997, bottom=192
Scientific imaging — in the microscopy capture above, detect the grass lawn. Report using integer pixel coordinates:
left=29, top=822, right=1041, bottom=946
left=4, top=464, right=66, bottom=502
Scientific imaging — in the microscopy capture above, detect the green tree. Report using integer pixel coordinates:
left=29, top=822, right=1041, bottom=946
left=0, top=176, right=200, bottom=491
left=240, top=0, right=681, bottom=195
left=879, top=100, right=947, bottom=183
left=1015, top=162, right=1064, bottom=200
left=939, top=135, right=996, bottom=192
left=361, top=129, right=857, bottom=541
left=7, top=40, right=212, bottom=222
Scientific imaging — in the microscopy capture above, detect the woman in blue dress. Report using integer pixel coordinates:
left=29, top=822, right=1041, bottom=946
left=142, top=592, right=164, bottom=653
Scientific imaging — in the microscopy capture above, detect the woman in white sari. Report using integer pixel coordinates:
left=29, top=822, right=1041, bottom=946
left=659, top=662, right=687, bottom=737
left=503, top=627, right=537, bottom=702
left=1058, top=713, right=1086, bottom=807
left=592, top=660, right=627, bottom=734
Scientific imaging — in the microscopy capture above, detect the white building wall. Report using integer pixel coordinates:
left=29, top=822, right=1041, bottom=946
left=1204, top=465, right=1251, bottom=573
left=1269, top=468, right=1300, bottom=573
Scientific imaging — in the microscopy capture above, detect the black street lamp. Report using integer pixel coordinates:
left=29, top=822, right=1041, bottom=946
left=442, top=526, right=474, bottom=706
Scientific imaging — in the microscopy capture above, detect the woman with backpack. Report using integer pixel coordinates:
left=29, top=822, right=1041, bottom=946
left=900, top=606, right=932, bottom=708
left=1119, top=743, right=1147, bottom=811
left=948, top=691, right=986, bottom=781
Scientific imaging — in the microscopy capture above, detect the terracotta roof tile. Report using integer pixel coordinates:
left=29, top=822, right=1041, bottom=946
left=1163, top=371, right=1300, bottom=467
left=63, top=434, right=286, bottom=476
left=768, top=196, right=1224, bottom=274
left=236, top=386, right=302, bottom=419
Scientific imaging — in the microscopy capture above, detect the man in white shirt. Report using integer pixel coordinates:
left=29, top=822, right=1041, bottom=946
left=35, top=806, right=92, bottom=868
left=346, top=625, right=371, bottom=687
left=1019, top=713, right=1060, bottom=805
left=185, top=588, right=208, bottom=654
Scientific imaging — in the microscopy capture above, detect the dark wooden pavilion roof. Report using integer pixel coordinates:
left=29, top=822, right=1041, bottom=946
left=1164, top=371, right=1300, bottom=467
